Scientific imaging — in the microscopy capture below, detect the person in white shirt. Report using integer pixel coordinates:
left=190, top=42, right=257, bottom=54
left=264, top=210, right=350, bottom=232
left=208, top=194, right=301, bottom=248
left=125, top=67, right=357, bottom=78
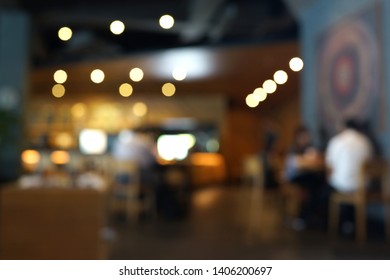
left=324, top=119, right=374, bottom=235
left=325, top=119, right=373, bottom=193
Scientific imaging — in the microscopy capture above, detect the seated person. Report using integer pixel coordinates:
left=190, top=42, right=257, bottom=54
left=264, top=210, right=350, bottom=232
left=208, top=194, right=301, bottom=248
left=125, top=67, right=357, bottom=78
left=284, top=126, right=324, bottom=229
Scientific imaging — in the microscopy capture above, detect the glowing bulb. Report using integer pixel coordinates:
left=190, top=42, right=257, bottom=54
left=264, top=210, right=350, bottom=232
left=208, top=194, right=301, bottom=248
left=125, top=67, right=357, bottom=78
left=246, top=93, right=259, bottom=108
left=53, top=70, right=67, bottom=84
left=273, top=70, right=288, bottom=85
left=50, top=150, right=70, bottom=165
left=110, top=20, right=125, bottom=35
left=133, top=102, right=147, bottom=117
left=58, top=27, right=72, bottom=41
left=52, top=84, right=65, bottom=98
left=119, top=83, right=133, bottom=97
left=162, top=83, right=176, bottom=97
left=90, top=69, right=105, bottom=83
left=253, top=87, right=267, bottom=102
left=21, top=150, right=40, bottom=165
left=172, top=67, right=187, bottom=81
left=289, top=57, right=304, bottom=72
left=263, top=79, right=277, bottom=94
left=129, top=68, right=144, bottom=82
left=159, top=15, right=175, bottom=29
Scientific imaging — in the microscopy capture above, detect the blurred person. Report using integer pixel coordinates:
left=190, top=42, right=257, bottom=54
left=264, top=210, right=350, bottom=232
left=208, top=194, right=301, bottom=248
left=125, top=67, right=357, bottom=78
left=284, top=125, right=325, bottom=230
left=324, top=119, right=374, bottom=234
left=260, top=122, right=282, bottom=190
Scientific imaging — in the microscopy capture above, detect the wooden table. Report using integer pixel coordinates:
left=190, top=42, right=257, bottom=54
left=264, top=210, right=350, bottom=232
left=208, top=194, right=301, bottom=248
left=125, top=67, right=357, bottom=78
left=0, top=184, right=108, bottom=259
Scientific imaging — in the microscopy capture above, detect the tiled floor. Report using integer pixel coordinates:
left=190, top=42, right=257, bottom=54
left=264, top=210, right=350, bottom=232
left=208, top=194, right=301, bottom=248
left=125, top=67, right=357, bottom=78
left=108, top=185, right=390, bottom=260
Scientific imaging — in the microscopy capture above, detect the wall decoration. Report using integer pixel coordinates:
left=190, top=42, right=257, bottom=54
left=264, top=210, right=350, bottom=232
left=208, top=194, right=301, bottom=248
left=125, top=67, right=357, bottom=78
left=316, top=2, right=383, bottom=137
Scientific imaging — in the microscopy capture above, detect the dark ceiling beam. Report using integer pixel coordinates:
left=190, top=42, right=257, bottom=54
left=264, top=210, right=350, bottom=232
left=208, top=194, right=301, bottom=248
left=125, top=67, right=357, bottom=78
left=180, top=0, right=228, bottom=43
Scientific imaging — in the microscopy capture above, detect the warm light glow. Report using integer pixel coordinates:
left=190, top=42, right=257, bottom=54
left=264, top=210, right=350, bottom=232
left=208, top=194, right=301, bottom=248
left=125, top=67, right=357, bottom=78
left=129, top=68, right=144, bottom=82
left=253, top=87, right=267, bottom=102
left=58, top=27, right=72, bottom=41
left=289, top=57, right=304, bottom=72
left=79, top=129, right=107, bottom=155
left=245, top=93, right=259, bottom=108
left=71, top=103, right=87, bottom=119
left=162, top=82, right=176, bottom=97
left=53, top=70, right=68, bottom=84
left=190, top=153, right=223, bottom=166
left=172, top=67, right=187, bottom=81
left=159, top=14, right=175, bottom=29
left=55, top=132, right=73, bottom=149
left=273, top=70, right=288, bottom=84
left=21, top=150, right=40, bottom=165
left=119, top=83, right=133, bottom=97
left=50, top=150, right=70, bottom=165
left=52, top=84, right=65, bottom=98
left=110, top=20, right=125, bottom=35
left=157, top=134, right=196, bottom=161
left=263, top=79, right=277, bottom=94
left=90, top=69, right=105, bottom=83
left=132, top=102, right=148, bottom=117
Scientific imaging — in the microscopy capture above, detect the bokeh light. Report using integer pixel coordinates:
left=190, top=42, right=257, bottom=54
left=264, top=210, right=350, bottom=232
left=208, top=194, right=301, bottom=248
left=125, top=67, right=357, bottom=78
left=133, top=102, right=148, bottom=117
left=110, top=20, right=125, bottom=35
left=53, top=70, right=67, bottom=84
left=273, top=70, right=288, bottom=85
left=162, top=83, right=176, bottom=97
left=58, top=27, right=72, bottom=41
left=119, top=83, right=133, bottom=97
left=50, top=150, right=70, bottom=165
left=129, top=68, right=144, bottom=82
left=21, top=150, right=40, bottom=165
left=263, top=79, right=277, bottom=94
left=253, top=87, right=267, bottom=102
left=71, top=103, right=87, bottom=119
left=52, top=84, right=65, bottom=98
left=245, top=93, right=259, bottom=108
left=289, top=57, right=304, bottom=72
left=90, top=69, right=105, bottom=83
left=172, top=67, right=187, bottom=81
left=159, top=15, right=175, bottom=29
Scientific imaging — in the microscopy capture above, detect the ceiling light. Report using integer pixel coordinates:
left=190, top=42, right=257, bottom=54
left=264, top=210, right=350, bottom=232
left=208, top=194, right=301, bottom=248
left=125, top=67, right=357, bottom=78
left=129, top=68, right=144, bottom=82
left=119, top=83, right=133, bottom=97
left=245, top=93, right=259, bottom=108
left=53, top=69, right=67, bottom=84
left=52, top=84, right=65, bottom=98
left=263, top=79, right=277, bottom=94
left=110, top=20, right=125, bottom=35
left=172, top=67, right=187, bottom=81
left=289, top=57, right=304, bottom=72
left=162, top=83, right=176, bottom=97
left=159, top=15, right=175, bottom=29
left=58, top=27, right=72, bottom=41
left=90, top=69, right=105, bottom=83
left=273, top=70, right=288, bottom=84
left=253, top=87, right=267, bottom=102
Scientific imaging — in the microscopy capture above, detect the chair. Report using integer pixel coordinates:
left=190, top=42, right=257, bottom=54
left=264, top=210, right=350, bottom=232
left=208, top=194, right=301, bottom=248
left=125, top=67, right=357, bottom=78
left=329, top=157, right=390, bottom=243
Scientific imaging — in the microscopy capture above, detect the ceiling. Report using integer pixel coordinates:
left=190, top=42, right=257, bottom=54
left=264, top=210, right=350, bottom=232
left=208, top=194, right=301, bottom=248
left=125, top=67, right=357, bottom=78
left=4, top=0, right=298, bottom=66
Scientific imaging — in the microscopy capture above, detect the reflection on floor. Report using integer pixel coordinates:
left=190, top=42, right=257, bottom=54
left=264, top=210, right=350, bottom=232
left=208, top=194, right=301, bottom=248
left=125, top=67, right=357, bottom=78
left=109, top=185, right=390, bottom=260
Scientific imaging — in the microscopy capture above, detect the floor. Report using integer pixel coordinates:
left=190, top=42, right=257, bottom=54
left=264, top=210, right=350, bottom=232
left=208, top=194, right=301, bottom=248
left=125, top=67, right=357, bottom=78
left=108, top=185, right=390, bottom=260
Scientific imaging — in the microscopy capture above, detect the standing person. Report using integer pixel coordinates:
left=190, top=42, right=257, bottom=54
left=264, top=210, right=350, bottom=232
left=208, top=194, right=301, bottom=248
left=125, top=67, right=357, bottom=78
left=324, top=119, right=374, bottom=233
